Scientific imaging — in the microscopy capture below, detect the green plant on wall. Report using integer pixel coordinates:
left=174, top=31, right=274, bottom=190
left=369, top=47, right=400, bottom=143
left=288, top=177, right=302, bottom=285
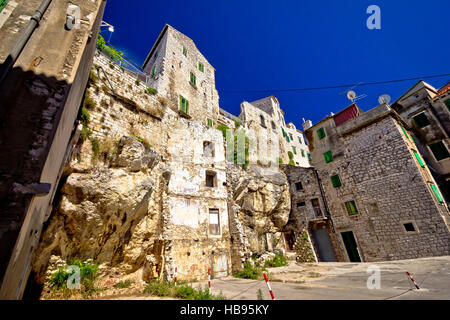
left=294, top=231, right=316, bottom=263
left=0, top=0, right=8, bottom=13
left=97, top=34, right=124, bottom=64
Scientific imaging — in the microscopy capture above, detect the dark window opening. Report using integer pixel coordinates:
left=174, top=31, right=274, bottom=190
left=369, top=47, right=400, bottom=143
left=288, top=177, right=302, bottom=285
left=260, top=115, right=266, bottom=128
left=295, top=182, right=303, bottom=191
left=311, top=198, right=323, bottom=217
left=271, top=121, right=276, bottom=130
left=429, top=141, right=450, bottom=161
left=297, top=201, right=306, bottom=207
left=413, top=112, right=430, bottom=128
left=404, top=223, right=416, bottom=232
left=205, top=171, right=217, bottom=187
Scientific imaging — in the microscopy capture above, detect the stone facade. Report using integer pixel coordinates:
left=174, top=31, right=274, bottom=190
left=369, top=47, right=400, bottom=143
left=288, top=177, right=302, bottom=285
left=392, top=80, right=450, bottom=200
left=304, top=103, right=450, bottom=262
left=239, top=96, right=310, bottom=167
left=142, top=24, right=220, bottom=127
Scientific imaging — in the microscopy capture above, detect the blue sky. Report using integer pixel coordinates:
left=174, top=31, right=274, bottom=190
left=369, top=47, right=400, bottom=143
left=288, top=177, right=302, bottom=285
left=102, top=0, right=450, bottom=129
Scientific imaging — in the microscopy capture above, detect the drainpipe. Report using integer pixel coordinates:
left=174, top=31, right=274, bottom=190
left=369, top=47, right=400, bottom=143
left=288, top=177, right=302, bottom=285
left=313, top=169, right=330, bottom=216
left=0, top=0, right=53, bottom=86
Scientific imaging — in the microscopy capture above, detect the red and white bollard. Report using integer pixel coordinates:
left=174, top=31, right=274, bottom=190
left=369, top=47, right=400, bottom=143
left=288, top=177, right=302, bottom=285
left=263, top=272, right=275, bottom=300
left=406, top=271, right=420, bottom=289
left=208, top=268, right=211, bottom=294
left=174, top=267, right=178, bottom=287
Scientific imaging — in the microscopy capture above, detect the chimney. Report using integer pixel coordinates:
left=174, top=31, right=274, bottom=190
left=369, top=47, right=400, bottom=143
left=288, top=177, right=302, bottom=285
left=302, top=118, right=312, bottom=131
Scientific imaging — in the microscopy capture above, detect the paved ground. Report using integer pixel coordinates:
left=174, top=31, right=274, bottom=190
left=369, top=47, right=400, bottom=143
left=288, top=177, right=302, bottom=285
left=113, top=256, right=450, bottom=300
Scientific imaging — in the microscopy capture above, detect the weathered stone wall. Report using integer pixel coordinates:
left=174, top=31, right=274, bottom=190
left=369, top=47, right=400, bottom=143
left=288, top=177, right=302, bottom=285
left=143, top=25, right=220, bottom=127
left=306, top=105, right=450, bottom=262
left=0, top=0, right=105, bottom=299
left=240, top=97, right=310, bottom=167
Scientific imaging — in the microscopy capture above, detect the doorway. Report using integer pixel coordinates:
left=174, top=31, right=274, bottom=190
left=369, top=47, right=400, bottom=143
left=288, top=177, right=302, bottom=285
left=341, top=231, right=361, bottom=262
left=311, top=229, right=336, bottom=262
left=283, top=231, right=296, bottom=250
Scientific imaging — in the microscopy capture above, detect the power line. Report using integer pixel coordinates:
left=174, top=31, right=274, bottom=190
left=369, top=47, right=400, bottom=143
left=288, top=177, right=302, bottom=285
left=221, top=73, right=450, bottom=94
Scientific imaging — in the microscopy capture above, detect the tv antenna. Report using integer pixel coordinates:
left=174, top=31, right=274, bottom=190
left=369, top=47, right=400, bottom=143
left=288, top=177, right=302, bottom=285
left=346, top=90, right=367, bottom=103
left=378, top=94, right=391, bottom=106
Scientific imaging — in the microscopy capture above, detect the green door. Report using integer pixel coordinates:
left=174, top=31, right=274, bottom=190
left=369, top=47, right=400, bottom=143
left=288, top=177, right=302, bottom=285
left=341, top=231, right=361, bottom=262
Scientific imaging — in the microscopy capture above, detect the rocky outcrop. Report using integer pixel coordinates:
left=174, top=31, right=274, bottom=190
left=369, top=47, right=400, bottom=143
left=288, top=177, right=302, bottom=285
left=227, top=164, right=291, bottom=271
left=32, top=136, right=168, bottom=284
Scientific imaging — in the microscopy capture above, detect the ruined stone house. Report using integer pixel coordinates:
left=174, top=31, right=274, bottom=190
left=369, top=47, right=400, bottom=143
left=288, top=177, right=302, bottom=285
left=391, top=80, right=450, bottom=200
left=298, top=103, right=450, bottom=262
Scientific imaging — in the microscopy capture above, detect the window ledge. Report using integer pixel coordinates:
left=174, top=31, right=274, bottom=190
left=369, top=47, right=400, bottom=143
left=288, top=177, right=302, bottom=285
left=178, top=109, right=191, bottom=119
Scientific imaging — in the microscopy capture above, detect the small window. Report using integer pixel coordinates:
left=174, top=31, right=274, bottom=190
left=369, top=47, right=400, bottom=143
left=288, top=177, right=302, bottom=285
left=289, top=133, right=293, bottom=141
left=154, top=51, right=158, bottom=59
left=190, top=72, right=196, bottom=86
left=312, top=198, right=323, bottom=217
left=413, top=151, right=425, bottom=168
left=295, top=182, right=303, bottom=191
left=345, top=200, right=358, bottom=215
left=271, top=121, right=276, bottom=130
left=301, top=150, right=305, bottom=158
left=292, top=147, right=297, bottom=154
left=403, top=223, right=416, bottom=232
left=205, top=171, right=217, bottom=187
left=429, top=141, right=450, bottom=161
left=317, top=128, right=326, bottom=139
left=183, top=47, right=187, bottom=56
left=413, top=112, right=430, bottom=128
left=445, top=99, right=450, bottom=110
left=209, top=209, right=220, bottom=235
left=307, top=153, right=311, bottom=161
left=260, top=115, right=266, bottom=128
left=297, top=201, right=306, bottom=207
left=298, top=136, right=303, bottom=144
left=203, top=141, right=215, bottom=157
left=323, top=151, right=333, bottom=163
left=179, top=96, right=188, bottom=114
left=152, top=65, right=156, bottom=76
left=430, top=184, right=444, bottom=203
left=198, top=62, right=204, bottom=72
left=207, top=118, right=213, bottom=128
left=331, top=174, right=341, bottom=187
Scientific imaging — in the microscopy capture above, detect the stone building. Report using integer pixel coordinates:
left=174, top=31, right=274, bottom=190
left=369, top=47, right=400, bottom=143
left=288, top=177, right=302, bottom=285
left=391, top=80, right=450, bottom=200
left=239, top=96, right=310, bottom=167
left=141, top=24, right=220, bottom=127
left=302, top=103, right=450, bottom=262
left=165, top=118, right=231, bottom=280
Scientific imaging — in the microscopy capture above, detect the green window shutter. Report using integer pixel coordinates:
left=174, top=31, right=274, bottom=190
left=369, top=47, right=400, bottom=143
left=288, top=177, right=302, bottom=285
left=345, top=201, right=358, bottom=215
left=190, top=72, right=196, bottom=86
left=286, top=135, right=290, bottom=142
left=180, top=96, right=188, bottom=113
left=307, top=153, right=311, bottom=160
left=430, top=184, right=444, bottom=203
left=293, top=147, right=297, bottom=154
left=301, top=150, right=305, bottom=157
left=282, top=128, right=286, bottom=137
left=323, top=151, right=333, bottom=163
left=317, top=128, right=326, bottom=139
left=331, top=175, right=341, bottom=187
left=413, top=151, right=425, bottom=168
left=445, top=99, right=450, bottom=110
left=207, top=118, right=213, bottom=127
left=152, top=66, right=156, bottom=76
left=400, top=126, right=410, bottom=141
left=198, top=63, right=204, bottom=72
left=183, top=47, right=187, bottom=56
left=429, top=141, right=450, bottom=161
left=413, top=113, right=430, bottom=128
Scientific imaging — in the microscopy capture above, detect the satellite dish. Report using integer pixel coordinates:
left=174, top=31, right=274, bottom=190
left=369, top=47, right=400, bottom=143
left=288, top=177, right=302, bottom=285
left=347, top=90, right=356, bottom=101
left=378, top=94, right=391, bottom=105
